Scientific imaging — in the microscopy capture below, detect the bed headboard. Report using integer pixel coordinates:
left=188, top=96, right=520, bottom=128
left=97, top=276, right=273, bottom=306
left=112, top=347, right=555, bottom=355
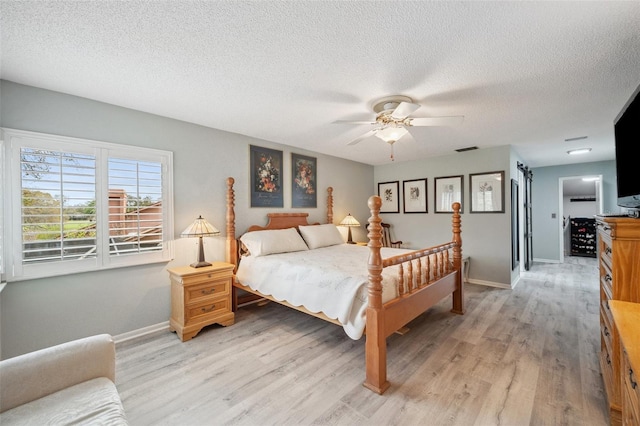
left=225, top=177, right=334, bottom=267
left=246, top=213, right=317, bottom=232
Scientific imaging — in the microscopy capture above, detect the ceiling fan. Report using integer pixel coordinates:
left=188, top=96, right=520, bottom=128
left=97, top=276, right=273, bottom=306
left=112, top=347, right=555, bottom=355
left=335, top=95, right=464, bottom=160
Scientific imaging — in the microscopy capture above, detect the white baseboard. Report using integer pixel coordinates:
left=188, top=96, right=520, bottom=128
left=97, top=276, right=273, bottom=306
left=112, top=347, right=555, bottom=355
left=466, top=278, right=511, bottom=290
left=113, top=321, right=169, bottom=344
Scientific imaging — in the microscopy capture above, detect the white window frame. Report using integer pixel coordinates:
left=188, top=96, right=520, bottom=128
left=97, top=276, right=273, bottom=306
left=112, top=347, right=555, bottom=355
left=2, top=128, right=174, bottom=281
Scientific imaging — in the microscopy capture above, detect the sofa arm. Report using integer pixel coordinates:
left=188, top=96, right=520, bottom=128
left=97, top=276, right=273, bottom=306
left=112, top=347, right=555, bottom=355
left=0, top=334, right=116, bottom=413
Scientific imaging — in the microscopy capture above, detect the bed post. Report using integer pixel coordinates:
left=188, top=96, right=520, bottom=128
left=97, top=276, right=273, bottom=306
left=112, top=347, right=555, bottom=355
left=451, top=202, right=465, bottom=314
left=363, top=195, right=390, bottom=394
left=327, top=187, right=333, bottom=224
left=226, top=177, right=238, bottom=310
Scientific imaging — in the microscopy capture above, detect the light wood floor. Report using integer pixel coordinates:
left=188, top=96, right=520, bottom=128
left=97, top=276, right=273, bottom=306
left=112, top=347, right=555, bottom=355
left=116, top=256, right=608, bottom=425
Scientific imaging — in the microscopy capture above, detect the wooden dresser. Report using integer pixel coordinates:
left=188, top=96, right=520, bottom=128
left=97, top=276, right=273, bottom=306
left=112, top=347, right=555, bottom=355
left=609, top=301, right=640, bottom=426
left=168, top=262, right=235, bottom=341
left=596, top=216, right=640, bottom=425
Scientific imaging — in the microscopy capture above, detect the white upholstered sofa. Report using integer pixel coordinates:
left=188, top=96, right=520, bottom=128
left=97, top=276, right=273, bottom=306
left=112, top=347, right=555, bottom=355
left=0, top=334, right=128, bottom=425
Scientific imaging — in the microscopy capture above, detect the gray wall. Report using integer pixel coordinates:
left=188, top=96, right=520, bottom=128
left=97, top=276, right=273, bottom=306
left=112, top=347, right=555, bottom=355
left=374, top=145, right=515, bottom=287
left=0, top=81, right=374, bottom=358
left=531, top=160, right=617, bottom=262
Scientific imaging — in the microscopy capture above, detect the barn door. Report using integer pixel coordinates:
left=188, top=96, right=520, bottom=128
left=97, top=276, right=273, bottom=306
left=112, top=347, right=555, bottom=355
left=518, top=162, right=533, bottom=271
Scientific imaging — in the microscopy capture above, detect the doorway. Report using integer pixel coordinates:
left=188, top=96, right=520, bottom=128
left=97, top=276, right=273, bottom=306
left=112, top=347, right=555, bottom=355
left=558, top=175, right=602, bottom=263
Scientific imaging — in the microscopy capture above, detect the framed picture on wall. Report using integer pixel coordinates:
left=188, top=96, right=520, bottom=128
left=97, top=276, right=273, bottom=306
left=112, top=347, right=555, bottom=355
left=470, top=171, right=505, bottom=213
left=378, top=181, right=400, bottom=213
left=291, top=153, right=317, bottom=208
left=403, top=178, right=428, bottom=213
left=434, top=175, right=463, bottom=213
left=249, top=145, right=283, bottom=207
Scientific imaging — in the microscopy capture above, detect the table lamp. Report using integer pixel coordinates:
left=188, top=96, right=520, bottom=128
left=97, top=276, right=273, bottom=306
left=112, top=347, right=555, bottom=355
left=339, top=213, right=360, bottom=244
left=181, top=215, right=220, bottom=267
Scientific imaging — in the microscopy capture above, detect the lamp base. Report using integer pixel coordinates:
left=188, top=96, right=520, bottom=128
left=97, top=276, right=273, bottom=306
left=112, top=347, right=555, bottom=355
left=190, top=260, right=212, bottom=268
left=346, top=241, right=356, bottom=244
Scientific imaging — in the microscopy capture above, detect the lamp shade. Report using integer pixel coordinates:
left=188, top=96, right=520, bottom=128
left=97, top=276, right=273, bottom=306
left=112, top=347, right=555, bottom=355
left=181, top=216, right=220, bottom=237
left=339, top=214, right=361, bottom=227
left=181, top=215, right=219, bottom=268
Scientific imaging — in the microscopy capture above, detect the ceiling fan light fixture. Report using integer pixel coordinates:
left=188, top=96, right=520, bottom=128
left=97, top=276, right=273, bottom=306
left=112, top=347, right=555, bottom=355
left=375, top=126, right=408, bottom=143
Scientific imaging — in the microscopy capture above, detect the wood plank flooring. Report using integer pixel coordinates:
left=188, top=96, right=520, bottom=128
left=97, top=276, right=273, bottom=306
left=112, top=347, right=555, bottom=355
left=116, top=257, right=608, bottom=425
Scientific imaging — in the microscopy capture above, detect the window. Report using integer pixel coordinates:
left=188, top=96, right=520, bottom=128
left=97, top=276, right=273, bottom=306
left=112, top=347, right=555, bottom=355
left=2, top=128, right=174, bottom=281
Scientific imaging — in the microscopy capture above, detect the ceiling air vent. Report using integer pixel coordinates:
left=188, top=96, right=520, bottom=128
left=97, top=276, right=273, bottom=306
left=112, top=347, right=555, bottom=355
left=455, top=146, right=478, bottom=153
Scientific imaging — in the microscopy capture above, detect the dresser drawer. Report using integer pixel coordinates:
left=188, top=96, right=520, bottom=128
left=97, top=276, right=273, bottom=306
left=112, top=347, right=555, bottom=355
left=601, top=305, right=614, bottom=353
left=185, top=280, right=230, bottom=305
left=186, top=297, right=231, bottom=323
left=622, top=350, right=640, bottom=425
left=601, top=338, right=615, bottom=405
left=601, top=262, right=614, bottom=300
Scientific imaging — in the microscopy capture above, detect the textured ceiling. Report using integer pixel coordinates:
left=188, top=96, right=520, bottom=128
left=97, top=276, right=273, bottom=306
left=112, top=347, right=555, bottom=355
left=1, top=1, right=639, bottom=167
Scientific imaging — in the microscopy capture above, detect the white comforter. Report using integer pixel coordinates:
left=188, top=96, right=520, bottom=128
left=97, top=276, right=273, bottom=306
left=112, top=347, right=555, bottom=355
left=236, top=243, right=411, bottom=340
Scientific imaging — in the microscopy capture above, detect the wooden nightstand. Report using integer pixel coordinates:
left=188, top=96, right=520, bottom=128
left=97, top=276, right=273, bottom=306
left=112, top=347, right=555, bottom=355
left=168, top=262, right=235, bottom=341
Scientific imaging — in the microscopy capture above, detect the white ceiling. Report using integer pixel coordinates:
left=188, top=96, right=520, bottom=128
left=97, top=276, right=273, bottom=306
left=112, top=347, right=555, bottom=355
left=1, top=1, right=639, bottom=167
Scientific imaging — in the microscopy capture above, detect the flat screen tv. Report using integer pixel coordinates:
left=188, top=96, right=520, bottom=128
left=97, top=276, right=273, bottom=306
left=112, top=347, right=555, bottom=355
left=614, top=83, right=640, bottom=214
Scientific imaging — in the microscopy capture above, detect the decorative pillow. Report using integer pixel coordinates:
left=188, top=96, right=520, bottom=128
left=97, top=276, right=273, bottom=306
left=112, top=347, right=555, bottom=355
left=298, top=224, right=345, bottom=249
left=240, top=228, right=309, bottom=257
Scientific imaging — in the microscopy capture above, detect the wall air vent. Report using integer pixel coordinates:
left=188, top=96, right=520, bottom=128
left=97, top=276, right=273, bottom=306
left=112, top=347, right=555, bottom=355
left=455, top=146, right=478, bottom=152
left=570, top=196, right=596, bottom=202
left=564, top=136, right=588, bottom=142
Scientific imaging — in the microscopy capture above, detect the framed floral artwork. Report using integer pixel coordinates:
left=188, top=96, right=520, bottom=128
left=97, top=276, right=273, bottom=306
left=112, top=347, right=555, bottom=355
left=434, top=175, right=463, bottom=213
left=470, top=171, right=505, bottom=213
left=378, top=181, right=400, bottom=213
left=250, top=145, right=283, bottom=207
left=291, top=153, right=317, bottom=208
left=403, top=178, right=427, bottom=213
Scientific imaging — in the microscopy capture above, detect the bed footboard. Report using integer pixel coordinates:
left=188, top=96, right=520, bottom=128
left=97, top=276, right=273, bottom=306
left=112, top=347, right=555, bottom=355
left=364, top=197, right=463, bottom=394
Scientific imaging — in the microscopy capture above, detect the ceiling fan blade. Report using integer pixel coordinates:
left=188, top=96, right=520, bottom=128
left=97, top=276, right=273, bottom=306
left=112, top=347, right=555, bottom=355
left=391, top=102, right=421, bottom=120
left=407, top=116, right=464, bottom=126
left=333, top=119, right=377, bottom=125
left=347, top=129, right=378, bottom=146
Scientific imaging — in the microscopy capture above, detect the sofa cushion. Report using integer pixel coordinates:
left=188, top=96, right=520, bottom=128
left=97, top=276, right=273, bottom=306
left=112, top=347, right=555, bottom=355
left=0, top=377, right=127, bottom=425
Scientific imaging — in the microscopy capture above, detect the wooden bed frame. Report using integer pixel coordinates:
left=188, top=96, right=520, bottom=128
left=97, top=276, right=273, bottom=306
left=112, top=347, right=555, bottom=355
left=225, top=177, right=464, bottom=394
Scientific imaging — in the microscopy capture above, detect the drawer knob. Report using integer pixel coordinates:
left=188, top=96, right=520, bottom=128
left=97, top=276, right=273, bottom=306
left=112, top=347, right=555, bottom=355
left=201, top=288, right=215, bottom=295
left=631, top=369, right=638, bottom=390
left=607, top=353, right=611, bottom=365
left=604, top=326, right=610, bottom=337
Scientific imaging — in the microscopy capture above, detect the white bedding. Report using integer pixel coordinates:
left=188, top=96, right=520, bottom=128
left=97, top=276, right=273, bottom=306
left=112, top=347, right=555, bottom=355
left=236, top=243, right=412, bottom=340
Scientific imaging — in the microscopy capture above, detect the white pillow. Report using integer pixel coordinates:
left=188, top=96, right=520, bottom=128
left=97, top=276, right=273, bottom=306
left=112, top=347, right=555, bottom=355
left=240, top=228, right=309, bottom=257
left=299, top=224, right=345, bottom=249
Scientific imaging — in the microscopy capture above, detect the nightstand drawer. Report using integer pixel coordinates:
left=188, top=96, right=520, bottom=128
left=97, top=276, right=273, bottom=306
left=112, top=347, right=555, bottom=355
left=185, top=281, right=229, bottom=305
left=179, top=269, right=233, bottom=286
left=186, top=297, right=230, bottom=323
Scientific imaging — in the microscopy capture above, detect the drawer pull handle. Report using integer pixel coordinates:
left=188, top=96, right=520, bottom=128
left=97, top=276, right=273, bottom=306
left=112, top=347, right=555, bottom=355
left=200, top=304, right=216, bottom=313
left=604, top=326, right=610, bottom=337
left=631, top=369, right=638, bottom=390
left=605, top=247, right=612, bottom=255
left=605, top=274, right=612, bottom=283
left=201, top=288, right=216, bottom=295
left=606, top=353, right=611, bottom=365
